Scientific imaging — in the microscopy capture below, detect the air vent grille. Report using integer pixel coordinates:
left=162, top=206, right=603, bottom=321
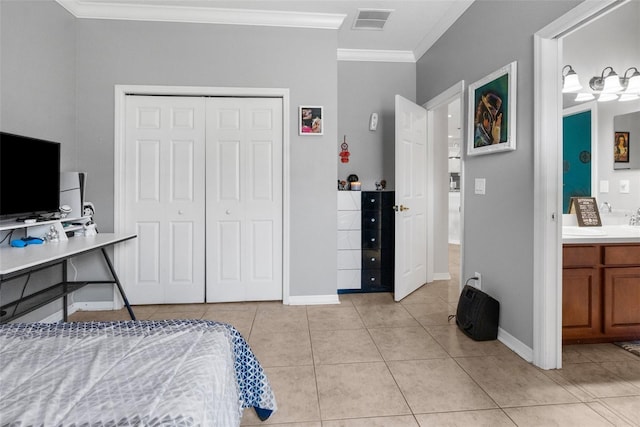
left=353, top=9, right=392, bottom=30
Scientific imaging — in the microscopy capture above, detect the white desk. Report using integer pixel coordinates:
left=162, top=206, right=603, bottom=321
left=0, top=233, right=137, bottom=323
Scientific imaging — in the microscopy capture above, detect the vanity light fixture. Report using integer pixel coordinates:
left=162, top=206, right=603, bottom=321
left=621, top=67, right=640, bottom=94
left=589, top=66, right=623, bottom=93
left=561, top=65, right=582, bottom=92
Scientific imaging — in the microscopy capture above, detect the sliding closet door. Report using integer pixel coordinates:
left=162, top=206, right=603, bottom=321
left=124, top=96, right=206, bottom=304
left=205, top=98, right=283, bottom=302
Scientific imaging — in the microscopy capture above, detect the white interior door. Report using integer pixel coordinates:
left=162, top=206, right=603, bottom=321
left=124, top=96, right=206, bottom=304
left=394, top=95, right=428, bottom=301
left=205, top=98, right=283, bottom=302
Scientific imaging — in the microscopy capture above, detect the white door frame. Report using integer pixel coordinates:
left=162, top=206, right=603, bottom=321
left=533, top=0, right=622, bottom=369
left=425, top=81, right=465, bottom=290
left=113, top=85, right=291, bottom=306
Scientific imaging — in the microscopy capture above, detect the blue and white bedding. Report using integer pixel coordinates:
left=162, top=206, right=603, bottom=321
left=0, top=319, right=276, bottom=426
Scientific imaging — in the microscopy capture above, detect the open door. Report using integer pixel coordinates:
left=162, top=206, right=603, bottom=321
left=394, top=95, right=428, bottom=301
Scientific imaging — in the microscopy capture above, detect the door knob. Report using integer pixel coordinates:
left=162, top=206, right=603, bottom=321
left=393, top=205, right=410, bottom=212
left=225, top=209, right=231, bottom=215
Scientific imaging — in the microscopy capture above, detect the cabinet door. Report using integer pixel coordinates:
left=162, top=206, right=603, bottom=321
left=603, top=267, right=640, bottom=337
left=562, top=267, right=601, bottom=341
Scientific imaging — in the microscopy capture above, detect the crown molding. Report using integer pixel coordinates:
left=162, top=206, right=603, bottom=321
left=55, top=0, right=346, bottom=29
left=413, top=0, right=474, bottom=61
left=337, top=48, right=416, bottom=63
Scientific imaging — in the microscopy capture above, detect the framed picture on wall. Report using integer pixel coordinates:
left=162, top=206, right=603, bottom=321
left=299, top=106, right=323, bottom=135
left=467, top=61, right=517, bottom=156
left=614, top=131, right=629, bottom=163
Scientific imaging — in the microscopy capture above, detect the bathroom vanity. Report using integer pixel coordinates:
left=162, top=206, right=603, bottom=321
left=562, top=225, right=640, bottom=344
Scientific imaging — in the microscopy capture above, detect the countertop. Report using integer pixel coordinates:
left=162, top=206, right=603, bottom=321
left=562, top=225, right=640, bottom=244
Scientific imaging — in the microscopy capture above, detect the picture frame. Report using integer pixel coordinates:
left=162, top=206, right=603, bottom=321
left=614, top=131, right=629, bottom=163
left=467, top=61, right=517, bottom=156
left=299, top=106, right=323, bottom=135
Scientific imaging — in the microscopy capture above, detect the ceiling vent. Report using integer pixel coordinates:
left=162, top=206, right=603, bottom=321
left=352, top=9, right=392, bottom=30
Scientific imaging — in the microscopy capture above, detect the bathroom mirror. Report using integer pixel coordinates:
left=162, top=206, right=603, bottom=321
left=614, top=110, right=640, bottom=170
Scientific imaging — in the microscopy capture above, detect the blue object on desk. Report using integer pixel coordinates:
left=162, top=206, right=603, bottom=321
left=10, top=237, right=44, bottom=247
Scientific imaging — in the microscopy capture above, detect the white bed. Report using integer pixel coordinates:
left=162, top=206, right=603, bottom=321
left=0, top=319, right=276, bottom=426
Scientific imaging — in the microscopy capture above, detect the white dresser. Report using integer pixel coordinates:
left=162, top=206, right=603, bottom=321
left=337, top=191, right=361, bottom=290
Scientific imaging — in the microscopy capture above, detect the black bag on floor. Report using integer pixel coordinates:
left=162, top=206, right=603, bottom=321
left=455, top=285, right=500, bottom=341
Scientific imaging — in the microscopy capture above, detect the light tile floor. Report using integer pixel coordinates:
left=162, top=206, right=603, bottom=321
left=68, top=246, right=640, bottom=426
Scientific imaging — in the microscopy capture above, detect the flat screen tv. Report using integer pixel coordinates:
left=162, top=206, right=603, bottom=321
left=0, top=132, right=61, bottom=220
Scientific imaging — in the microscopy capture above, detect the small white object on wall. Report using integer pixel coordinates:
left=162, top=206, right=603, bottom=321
left=619, top=180, right=630, bottom=194
left=369, top=113, right=378, bottom=131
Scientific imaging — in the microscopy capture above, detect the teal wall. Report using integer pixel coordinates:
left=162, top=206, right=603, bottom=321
left=563, top=111, right=592, bottom=213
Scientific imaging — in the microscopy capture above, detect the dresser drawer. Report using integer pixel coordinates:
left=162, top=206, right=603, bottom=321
left=338, top=269, right=361, bottom=290
left=338, top=230, right=361, bottom=250
left=362, top=249, right=382, bottom=269
left=563, top=245, right=600, bottom=268
left=603, top=245, right=640, bottom=266
left=362, top=193, right=383, bottom=210
left=338, top=211, right=361, bottom=230
left=337, top=191, right=361, bottom=210
left=361, top=268, right=393, bottom=291
left=362, top=211, right=382, bottom=229
left=338, top=249, right=361, bottom=269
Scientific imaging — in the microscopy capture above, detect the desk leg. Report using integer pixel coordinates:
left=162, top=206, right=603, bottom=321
left=101, top=248, right=136, bottom=321
left=63, top=261, right=68, bottom=322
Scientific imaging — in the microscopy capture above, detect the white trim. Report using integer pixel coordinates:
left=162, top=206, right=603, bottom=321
left=337, top=49, right=416, bottom=63
left=413, top=0, right=474, bottom=61
left=114, top=85, right=291, bottom=305
left=55, top=0, right=346, bottom=29
left=37, top=301, right=116, bottom=323
left=287, top=294, right=340, bottom=306
left=432, top=272, right=451, bottom=281
left=498, top=326, right=534, bottom=363
left=533, top=0, right=621, bottom=370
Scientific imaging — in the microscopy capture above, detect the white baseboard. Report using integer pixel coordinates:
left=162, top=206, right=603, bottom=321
left=287, top=294, right=341, bottom=305
left=38, top=301, right=116, bottom=323
left=433, top=272, right=452, bottom=281
left=498, top=326, right=534, bottom=363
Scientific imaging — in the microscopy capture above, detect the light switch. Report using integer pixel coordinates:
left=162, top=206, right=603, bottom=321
left=475, top=178, right=486, bottom=195
left=599, top=180, right=609, bottom=193
left=620, top=180, right=630, bottom=194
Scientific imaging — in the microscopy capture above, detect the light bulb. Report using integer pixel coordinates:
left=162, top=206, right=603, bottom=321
left=602, top=72, right=622, bottom=93
left=562, top=73, right=582, bottom=93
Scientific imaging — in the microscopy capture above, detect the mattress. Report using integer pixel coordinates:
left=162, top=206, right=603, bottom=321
left=0, top=319, right=276, bottom=426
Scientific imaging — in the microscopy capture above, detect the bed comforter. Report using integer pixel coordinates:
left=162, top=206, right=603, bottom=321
left=0, top=319, right=276, bottom=426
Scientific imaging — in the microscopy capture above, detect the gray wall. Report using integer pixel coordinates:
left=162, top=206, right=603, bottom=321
left=417, top=0, right=580, bottom=348
left=0, top=0, right=78, bottom=321
left=2, top=1, right=340, bottom=309
left=337, top=61, right=416, bottom=191
left=74, top=19, right=339, bottom=299
left=0, top=0, right=76, bottom=169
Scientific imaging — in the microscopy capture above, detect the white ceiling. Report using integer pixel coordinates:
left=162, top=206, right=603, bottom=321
left=56, top=0, right=474, bottom=62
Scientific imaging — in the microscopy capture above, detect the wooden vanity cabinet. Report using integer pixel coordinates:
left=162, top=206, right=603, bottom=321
left=563, top=243, right=640, bottom=344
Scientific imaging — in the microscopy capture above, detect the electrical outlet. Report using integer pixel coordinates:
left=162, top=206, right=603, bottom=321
left=474, top=272, right=482, bottom=290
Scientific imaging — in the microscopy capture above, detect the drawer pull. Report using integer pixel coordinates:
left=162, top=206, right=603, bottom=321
left=371, top=257, right=376, bottom=262
left=370, top=218, right=376, bottom=222
left=370, top=238, right=376, bottom=242
left=370, top=277, right=376, bottom=282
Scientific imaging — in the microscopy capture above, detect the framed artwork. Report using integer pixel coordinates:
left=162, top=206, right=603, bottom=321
left=299, top=106, right=323, bottom=135
left=614, top=131, right=629, bottom=163
left=467, top=61, right=517, bottom=156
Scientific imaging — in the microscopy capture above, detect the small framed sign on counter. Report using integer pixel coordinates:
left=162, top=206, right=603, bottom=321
left=569, top=197, right=602, bottom=227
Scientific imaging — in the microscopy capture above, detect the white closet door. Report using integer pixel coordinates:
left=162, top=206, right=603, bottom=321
left=205, top=98, right=283, bottom=302
left=124, top=96, right=206, bottom=304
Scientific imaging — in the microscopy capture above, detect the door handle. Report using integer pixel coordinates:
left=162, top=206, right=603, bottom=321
left=393, top=205, right=410, bottom=212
